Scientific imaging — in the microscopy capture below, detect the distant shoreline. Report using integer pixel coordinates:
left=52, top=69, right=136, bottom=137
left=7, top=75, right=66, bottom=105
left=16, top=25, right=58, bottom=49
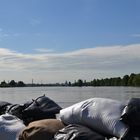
left=0, top=73, right=140, bottom=88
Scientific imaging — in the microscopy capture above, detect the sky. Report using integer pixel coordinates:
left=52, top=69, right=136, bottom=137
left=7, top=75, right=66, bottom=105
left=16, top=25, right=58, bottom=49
left=0, top=0, right=140, bottom=83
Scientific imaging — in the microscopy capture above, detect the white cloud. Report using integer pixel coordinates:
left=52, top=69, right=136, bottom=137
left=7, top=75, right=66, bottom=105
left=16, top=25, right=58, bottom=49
left=35, top=48, right=54, bottom=53
left=0, top=43, right=140, bottom=82
left=131, top=34, right=140, bottom=37
left=0, top=29, right=20, bottom=41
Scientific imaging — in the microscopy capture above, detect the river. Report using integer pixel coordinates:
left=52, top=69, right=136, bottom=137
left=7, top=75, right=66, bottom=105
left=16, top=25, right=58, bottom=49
left=0, top=86, right=140, bottom=108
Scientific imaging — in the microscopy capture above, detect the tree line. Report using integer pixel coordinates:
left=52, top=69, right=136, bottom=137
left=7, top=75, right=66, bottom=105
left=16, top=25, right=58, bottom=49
left=0, top=80, right=26, bottom=87
left=71, top=73, right=140, bottom=87
left=0, top=73, right=140, bottom=88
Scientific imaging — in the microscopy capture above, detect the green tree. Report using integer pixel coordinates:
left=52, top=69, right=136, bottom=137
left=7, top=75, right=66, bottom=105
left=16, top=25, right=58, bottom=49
left=77, top=79, right=83, bottom=87
left=122, top=75, right=129, bottom=86
left=132, top=74, right=140, bottom=86
left=0, top=81, right=8, bottom=87
left=128, top=73, right=136, bottom=86
left=96, top=79, right=100, bottom=86
left=114, top=77, right=122, bottom=86
left=68, top=81, right=71, bottom=86
left=65, top=81, right=68, bottom=86
left=9, top=80, right=17, bottom=87
left=17, top=81, right=26, bottom=87
left=104, top=78, right=111, bottom=86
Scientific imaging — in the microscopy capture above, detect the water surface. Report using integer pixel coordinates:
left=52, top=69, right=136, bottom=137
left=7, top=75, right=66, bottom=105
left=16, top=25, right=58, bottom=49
left=0, top=86, right=140, bottom=107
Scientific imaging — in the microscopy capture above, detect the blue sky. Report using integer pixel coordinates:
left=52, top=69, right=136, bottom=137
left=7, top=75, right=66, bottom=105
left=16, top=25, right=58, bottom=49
left=0, top=0, right=140, bottom=83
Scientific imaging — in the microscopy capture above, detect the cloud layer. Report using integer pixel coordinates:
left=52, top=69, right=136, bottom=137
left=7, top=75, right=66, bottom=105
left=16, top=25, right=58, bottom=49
left=0, top=43, right=140, bottom=82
